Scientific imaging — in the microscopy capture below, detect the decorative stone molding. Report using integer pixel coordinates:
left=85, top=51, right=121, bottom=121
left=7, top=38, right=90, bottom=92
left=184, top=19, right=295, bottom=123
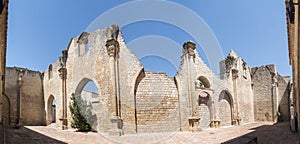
left=272, top=75, right=278, bottom=87
left=183, top=41, right=196, bottom=57
left=232, top=69, right=239, bottom=80
left=58, top=68, right=67, bottom=80
left=106, top=39, right=119, bottom=58
left=225, top=56, right=237, bottom=73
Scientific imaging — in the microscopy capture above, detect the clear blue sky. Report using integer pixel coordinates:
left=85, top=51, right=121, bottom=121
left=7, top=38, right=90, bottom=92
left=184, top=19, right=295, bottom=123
left=7, top=0, right=290, bottom=77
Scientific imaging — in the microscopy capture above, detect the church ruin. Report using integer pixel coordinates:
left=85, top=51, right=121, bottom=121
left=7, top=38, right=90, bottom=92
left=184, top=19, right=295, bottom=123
left=3, top=25, right=290, bottom=135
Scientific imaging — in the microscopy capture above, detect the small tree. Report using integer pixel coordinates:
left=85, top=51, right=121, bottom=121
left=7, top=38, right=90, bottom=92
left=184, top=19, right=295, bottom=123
left=69, top=93, right=92, bottom=132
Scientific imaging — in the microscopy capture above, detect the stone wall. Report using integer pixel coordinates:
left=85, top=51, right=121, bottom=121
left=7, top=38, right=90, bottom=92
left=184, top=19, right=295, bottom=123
left=0, top=0, right=8, bottom=124
left=5, top=67, right=45, bottom=126
left=251, top=65, right=275, bottom=121
left=41, top=25, right=290, bottom=135
left=43, top=25, right=144, bottom=134
left=43, top=61, right=62, bottom=125
left=277, top=76, right=290, bottom=122
left=219, top=50, right=255, bottom=124
left=135, top=71, right=179, bottom=132
left=251, top=65, right=290, bottom=122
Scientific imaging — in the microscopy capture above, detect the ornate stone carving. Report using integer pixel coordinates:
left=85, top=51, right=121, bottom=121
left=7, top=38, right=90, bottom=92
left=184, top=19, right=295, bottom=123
left=183, top=41, right=196, bottom=57
left=272, top=75, right=278, bottom=86
left=232, top=69, right=239, bottom=80
left=225, top=56, right=237, bottom=72
left=106, top=39, right=119, bottom=57
left=242, top=61, right=247, bottom=70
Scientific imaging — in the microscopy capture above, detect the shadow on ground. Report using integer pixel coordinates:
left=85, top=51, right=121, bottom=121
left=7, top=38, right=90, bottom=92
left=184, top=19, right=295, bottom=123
left=222, top=122, right=300, bottom=144
left=4, top=125, right=66, bottom=144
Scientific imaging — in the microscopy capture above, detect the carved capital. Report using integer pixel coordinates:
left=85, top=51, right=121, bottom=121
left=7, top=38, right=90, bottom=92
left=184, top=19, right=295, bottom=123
left=225, top=56, right=237, bottom=72
left=58, top=68, right=67, bottom=80
left=59, top=50, right=68, bottom=67
left=183, top=41, right=196, bottom=57
left=106, top=39, right=119, bottom=57
left=232, top=69, right=239, bottom=80
left=272, top=75, right=278, bottom=86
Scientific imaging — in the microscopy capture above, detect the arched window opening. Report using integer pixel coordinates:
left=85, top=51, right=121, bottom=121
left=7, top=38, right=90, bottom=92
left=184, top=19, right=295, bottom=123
left=48, top=64, right=53, bottom=79
left=195, top=76, right=211, bottom=89
left=77, top=32, right=89, bottom=56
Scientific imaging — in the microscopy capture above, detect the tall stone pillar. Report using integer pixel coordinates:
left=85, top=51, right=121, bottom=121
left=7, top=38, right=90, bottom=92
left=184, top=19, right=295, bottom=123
left=15, top=68, right=25, bottom=128
left=106, top=39, right=123, bottom=135
left=58, top=50, right=68, bottom=130
left=231, top=69, right=240, bottom=125
left=183, top=41, right=199, bottom=131
left=272, top=74, right=279, bottom=122
left=183, top=41, right=196, bottom=116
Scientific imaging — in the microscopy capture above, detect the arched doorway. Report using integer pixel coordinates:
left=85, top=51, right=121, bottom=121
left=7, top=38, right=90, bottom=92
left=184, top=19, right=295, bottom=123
left=198, top=92, right=211, bottom=129
left=47, top=95, right=56, bottom=125
left=75, top=78, right=99, bottom=132
left=218, top=90, right=233, bottom=126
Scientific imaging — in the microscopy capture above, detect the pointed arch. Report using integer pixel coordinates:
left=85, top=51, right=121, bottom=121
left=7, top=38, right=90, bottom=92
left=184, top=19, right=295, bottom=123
left=47, top=95, right=55, bottom=125
left=133, top=69, right=145, bottom=133
left=218, top=90, right=234, bottom=126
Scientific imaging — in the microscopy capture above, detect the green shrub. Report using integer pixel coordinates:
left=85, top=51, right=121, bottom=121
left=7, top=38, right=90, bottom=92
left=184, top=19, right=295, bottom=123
left=69, top=93, right=92, bottom=132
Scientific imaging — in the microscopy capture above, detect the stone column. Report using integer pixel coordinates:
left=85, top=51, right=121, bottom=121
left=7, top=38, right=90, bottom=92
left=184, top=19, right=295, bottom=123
left=231, top=69, right=240, bottom=125
left=183, top=41, right=200, bottom=131
left=183, top=41, right=196, bottom=116
left=58, top=50, right=68, bottom=130
left=106, top=39, right=123, bottom=135
left=15, top=68, right=25, bottom=128
left=272, top=74, right=279, bottom=122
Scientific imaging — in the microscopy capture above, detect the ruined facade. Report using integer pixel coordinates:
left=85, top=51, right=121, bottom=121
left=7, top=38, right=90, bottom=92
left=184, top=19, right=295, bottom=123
left=2, top=25, right=291, bottom=135
left=0, top=0, right=8, bottom=125
left=42, top=25, right=290, bottom=134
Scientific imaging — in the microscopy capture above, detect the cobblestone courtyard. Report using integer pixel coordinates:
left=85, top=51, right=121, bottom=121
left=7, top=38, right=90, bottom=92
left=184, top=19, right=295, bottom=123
left=1, top=122, right=300, bottom=144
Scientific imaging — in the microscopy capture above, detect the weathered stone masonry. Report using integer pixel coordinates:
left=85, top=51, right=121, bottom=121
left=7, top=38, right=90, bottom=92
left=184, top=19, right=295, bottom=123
left=3, top=25, right=291, bottom=135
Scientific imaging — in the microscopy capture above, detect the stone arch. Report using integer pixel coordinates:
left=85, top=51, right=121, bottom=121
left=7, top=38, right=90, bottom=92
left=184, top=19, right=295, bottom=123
left=218, top=90, right=234, bottom=126
left=47, top=95, right=56, bottom=125
left=198, top=91, right=212, bottom=129
left=74, top=78, right=100, bottom=132
left=77, top=32, right=90, bottom=56
left=133, top=69, right=145, bottom=133
left=75, top=78, right=97, bottom=95
left=195, top=76, right=211, bottom=89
